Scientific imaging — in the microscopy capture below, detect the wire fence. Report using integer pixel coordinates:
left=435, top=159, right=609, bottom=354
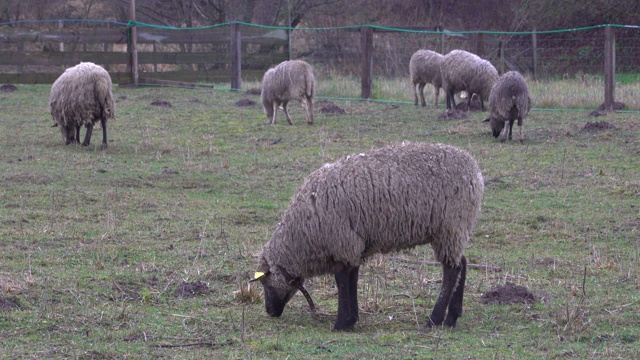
left=1, top=20, right=639, bottom=109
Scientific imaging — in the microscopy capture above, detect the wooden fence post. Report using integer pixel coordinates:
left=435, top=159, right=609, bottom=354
left=531, top=30, right=537, bottom=79
left=471, top=33, right=485, bottom=57
left=128, top=0, right=139, bottom=85
left=604, top=25, right=615, bottom=110
left=361, top=26, right=373, bottom=99
left=435, top=25, right=444, bottom=55
left=498, top=41, right=505, bottom=74
left=230, top=22, right=242, bottom=91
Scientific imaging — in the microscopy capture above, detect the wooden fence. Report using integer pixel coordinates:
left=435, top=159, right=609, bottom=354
left=0, top=21, right=622, bottom=109
left=0, top=21, right=289, bottom=88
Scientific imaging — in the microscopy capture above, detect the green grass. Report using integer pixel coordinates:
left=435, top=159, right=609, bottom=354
left=0, top=81, right=639, bottom=359
left=244, top=74, right=640, bottom=110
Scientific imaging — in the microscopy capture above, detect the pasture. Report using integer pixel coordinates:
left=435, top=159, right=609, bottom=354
left=0, top=80, right=639, bottom=359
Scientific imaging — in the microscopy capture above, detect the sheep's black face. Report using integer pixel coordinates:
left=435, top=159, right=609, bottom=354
left=260, top=270, right=298, bottom=317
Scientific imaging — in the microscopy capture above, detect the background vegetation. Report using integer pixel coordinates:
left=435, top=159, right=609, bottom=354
left=2, top=0, right=639, bottom=31
left=0, top=79, right=638, bottom=358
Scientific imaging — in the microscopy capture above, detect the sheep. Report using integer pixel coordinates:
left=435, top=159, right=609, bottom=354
left=409, top=50, right=444, bottom=107
left=483, top=71, right=532, bottom=143
left=49, top=62, right=115, bottom=150
left=261, top=59, right=315, bottom=125
left=253, top=142, right=484, bottom=330
left=441, top=50, right=499, bottom=111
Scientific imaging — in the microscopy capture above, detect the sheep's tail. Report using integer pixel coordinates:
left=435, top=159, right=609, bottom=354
left=512, top=94, right=531, bottom=117
left=305, top=71, right=315, bottom=98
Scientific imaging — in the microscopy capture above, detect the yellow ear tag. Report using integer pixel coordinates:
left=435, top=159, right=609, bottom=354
left=254, top=272, right=265, bottom=279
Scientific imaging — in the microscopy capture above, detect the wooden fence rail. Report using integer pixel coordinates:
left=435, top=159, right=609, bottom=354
left=0, top=22, right=619, bottom=107
left=0, top=22, right=289, bottom=86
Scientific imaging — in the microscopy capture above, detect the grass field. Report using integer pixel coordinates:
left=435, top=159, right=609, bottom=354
left=0, top=81, right=639, bottom=359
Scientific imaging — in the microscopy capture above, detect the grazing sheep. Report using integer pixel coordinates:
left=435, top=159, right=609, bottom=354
left=409, top=50, right=444, bottom=107
left=261, top=60, right=315, bottom=125
left=483, top=71, right=532, bottom=143
left=441, top=50, right=499, bottom=111
left=253, top=142, right=484, bottom=330
left=49, top=62, right=115, bottom=150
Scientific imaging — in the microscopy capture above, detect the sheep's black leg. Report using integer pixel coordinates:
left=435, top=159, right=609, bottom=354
left=444, top=255, right=466, bottom=327
left=517, top=115, right=524, bottom=143
left=427, top=260, right=463, bottom=327
left=348, top=266, right=359, bottom=324
left=333, top=266, right=359, bottom=330
left=82, top=123, right=93, bottom=146
left=100, top=116, right=108, bottom=150
left=507, top=118, right=515, bottom=141
left=446, top=89, right=456, bottom=110
left=480, top=98, right=486, bottom=112
left=75, top=125, right=81, bottom=144
left=64, top=126, right=75, bottom=145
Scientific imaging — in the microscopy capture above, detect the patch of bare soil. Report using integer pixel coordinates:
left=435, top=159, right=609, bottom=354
left=581, top=121, right=614, bottom=131
left=0, top=84, right=18, bottom=92
left=320, top=104, right=346, bottom=114
left=175, top=280, right=210, bottom=298
left=319, top=100, right=346, bottom=114
left=151, top=100, right=172, bottom=107
left=235, top=98, right=256, bottom=107
left=0, top=296, right=22, bottom=311
left=245, top=88, right=261, bottom=96
left=438, top=109, right=467, bottom=120
left=480, top=282, right=536, bottom=304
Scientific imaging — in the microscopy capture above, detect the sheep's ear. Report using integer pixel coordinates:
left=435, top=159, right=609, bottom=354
left=482, top=117, right=490, bottom=123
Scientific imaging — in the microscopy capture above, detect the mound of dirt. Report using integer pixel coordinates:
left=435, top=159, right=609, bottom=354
left=319, top=102, right=346, bottom=114
left=151, top=100, right=172, bottom=107
left=438, top=109, right=467, bottom=120
left=245, top=88, right=261, bottom=96
left=480, top=282, right=536, bottom=305
left=235, top=98, right=256, bottom=107
left=455, top=94, right=482, bottom=111
left=581, top=121, right=614, bottom=131
left=0, top=84, right=18, bottom=92
left=175, top=280, right=210, bottom=298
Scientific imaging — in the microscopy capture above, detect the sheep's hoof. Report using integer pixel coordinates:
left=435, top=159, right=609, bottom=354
left=332, top=322, right=356, bottom=331
left=443, top=316, right=459, bottom=327
left=101, top=143, right=108, bottom=151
